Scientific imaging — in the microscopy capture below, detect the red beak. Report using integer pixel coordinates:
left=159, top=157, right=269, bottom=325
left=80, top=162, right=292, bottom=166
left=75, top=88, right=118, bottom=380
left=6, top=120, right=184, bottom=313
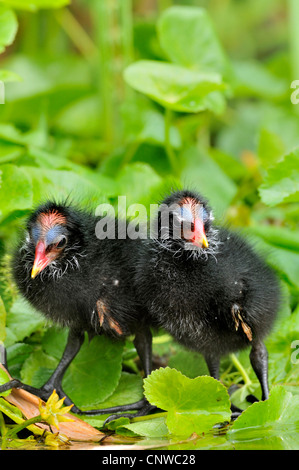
left=192, top=219, right=209, bottom=248
left=31, top=241, right=49, bottom=279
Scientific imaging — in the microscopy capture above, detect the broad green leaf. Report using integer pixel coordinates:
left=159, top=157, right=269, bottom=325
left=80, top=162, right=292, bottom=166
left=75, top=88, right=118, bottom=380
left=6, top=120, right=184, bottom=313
left=168, top=346, right=209, bottom=379
left=114, top=416, right=169, bottom=438
left=5, top=297, right=45, bottom=346
left=248, top=225, right=299, bottom=252
left=246, top=233, right=299, bottom=287
left=259, top=148, right=299, bottom=206
left=124, top=60, right=225, bottom=113
left=79, top=372, right=143, bottom=428
left=116, top=162, right=162, bottom=208
left=144, top=367, right=231, bottom=436
left=22, top=166, right=115, bottom=206
left=62, top=335, right=124, bottom=408
left=258, top=128, right=285, bottom=169
left=0, top=164, right=33, bottom=221
left=20, top=349, right=58, bottom=387
left=228, top=386, right=299, bottom=441
left=157, top=6, right=227, bottom=74
left=181, top=146, right=237, bottom=218
left=54, top=95, right=103, bottom=138
left=0, top=0, right=70, bottom=10
left=0, top=6, right=17, bottom=54
left=231, top=60, right=288, bottom=99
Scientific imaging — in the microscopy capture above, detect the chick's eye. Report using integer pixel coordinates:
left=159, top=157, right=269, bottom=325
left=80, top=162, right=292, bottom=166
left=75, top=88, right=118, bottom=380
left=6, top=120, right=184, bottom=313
left=56, top=236, right=67, bottom=249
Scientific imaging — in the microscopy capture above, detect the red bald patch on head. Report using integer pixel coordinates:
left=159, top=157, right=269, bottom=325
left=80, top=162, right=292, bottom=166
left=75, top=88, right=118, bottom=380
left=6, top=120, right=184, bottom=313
left=179, top=196, right=200, bottom=207
left=179, top=197, right=202, bottom=219
left=37, top=210, right=67, bottom=229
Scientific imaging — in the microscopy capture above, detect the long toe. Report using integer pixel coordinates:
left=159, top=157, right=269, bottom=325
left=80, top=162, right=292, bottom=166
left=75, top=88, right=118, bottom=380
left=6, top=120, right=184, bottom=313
left=103, top=403, right=157, bottom=426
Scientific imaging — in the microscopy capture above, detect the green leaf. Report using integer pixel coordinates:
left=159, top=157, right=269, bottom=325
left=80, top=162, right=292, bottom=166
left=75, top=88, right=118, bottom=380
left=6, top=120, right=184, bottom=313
left=62, top=335, right=124, bottom=408
left=0, top=0, right=70, bottom=11
left=116, top=162, right=162, bottom=208
left=78, top=372, right=143, bottom=428
left=248, top=225, right=299, bottom=252
left=0, top=368, right=10, bottom=397
left=124, top=60, right=225, bottom=113
left=54, top=94, right=103, bottom=138
left=0, top=69, right=21, bottom=82
left=0, top=6, right=17, bottom=54
left=20, top=349, right=58, bottom=387
left=144, top=367, right=231, bottom=436
left=121, top=98, right=181, bottom=149
left=259, top=148, right=299, bottom=206
left=0, top=296, right=6, bottom=343
left=181, top=146, right=237, bottom=218
left=257, top=128, right=285, bottom=170
left=231, top=60, right=288, bottom=100
left=22, top=166, right=115, bottom=206
left=228, top=386, right=299, bottom=441
left=157, top=6, right=228, bottom=74
left=116, top=416, right=169, bottom=438
left=0, top=164, right=33, bottom=222
left=5, top=297, right=45, bottom=347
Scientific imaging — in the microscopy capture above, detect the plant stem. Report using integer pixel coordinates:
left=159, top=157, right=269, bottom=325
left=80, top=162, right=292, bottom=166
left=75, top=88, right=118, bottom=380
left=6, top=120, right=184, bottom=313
left=55, top=8, right=98, bottom=62
left=230, top=354, right=252, bottom=386
left=164, top=108, right=178, bottom=175
left=95, top=0, right=115, bottom=144
left=6, top=415, right=43, bottom=440
left=288, top=0, right=299, bottom=80
left=0, top=411, right=7, bottom=450
left=120, top=0, right=134, bottom=68
left=120, top=0, right=134, bottom=101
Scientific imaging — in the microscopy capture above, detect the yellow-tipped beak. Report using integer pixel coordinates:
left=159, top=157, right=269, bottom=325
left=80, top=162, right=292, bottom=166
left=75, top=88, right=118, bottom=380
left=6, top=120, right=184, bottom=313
left=201, top=233, right=209, bottom=248
left=31, top=264, right=41, bottom=279
left=31, top=241, right=49, bottom=279
left=193, top=219, right=209, bottom=248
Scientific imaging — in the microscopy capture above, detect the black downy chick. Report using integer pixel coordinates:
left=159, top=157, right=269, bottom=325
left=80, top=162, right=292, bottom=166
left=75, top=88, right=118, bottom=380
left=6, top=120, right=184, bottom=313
left=135, top=189, right=280, bottom=405
left=0, top=201, right=153, bottom=417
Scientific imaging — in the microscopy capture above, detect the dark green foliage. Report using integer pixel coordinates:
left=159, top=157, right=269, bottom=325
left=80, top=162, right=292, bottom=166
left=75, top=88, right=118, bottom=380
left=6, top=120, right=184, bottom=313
left=0, top=0, right=298, bottom=449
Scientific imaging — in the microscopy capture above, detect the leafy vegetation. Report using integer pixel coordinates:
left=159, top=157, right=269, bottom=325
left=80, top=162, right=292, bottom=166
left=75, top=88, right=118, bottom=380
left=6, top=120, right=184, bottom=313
left=0, top=0, right=299, bottom=450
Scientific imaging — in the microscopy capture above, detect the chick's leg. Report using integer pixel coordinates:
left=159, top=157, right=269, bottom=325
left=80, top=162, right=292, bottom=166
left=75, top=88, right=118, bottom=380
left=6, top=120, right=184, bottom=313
left=39, top=329, right=84, bottom=408
left=0, top=329, right=84, bottom=407
left=249, top=340, right=269, bottom=401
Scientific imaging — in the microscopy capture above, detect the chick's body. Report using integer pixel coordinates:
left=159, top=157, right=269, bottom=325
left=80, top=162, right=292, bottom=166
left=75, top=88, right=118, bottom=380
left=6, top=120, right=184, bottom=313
left=134, top=189, right=280, bottom=401
left=137, top=228, right=279, bottom=358
left=7, top=201, right=152, bottom=417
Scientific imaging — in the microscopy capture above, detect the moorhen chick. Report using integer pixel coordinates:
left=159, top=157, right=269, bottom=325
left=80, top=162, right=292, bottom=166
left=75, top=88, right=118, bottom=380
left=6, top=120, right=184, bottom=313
left=135, top=189, right=281, bottom=404
left=0, top=200, right=153, bottom=417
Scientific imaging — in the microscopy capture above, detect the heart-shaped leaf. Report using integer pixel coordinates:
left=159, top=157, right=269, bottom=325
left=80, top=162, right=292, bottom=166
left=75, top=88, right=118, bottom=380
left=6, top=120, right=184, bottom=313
left=144, top=367, right=231, bottom=436
left=157, top=6, right=227, bottom=74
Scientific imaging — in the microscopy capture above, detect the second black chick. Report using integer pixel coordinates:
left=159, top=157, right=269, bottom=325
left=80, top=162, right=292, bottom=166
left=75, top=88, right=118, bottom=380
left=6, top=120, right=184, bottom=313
left=0, top=200, right=152, bottom=417
left=135, top=189, right=280, bottom=404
